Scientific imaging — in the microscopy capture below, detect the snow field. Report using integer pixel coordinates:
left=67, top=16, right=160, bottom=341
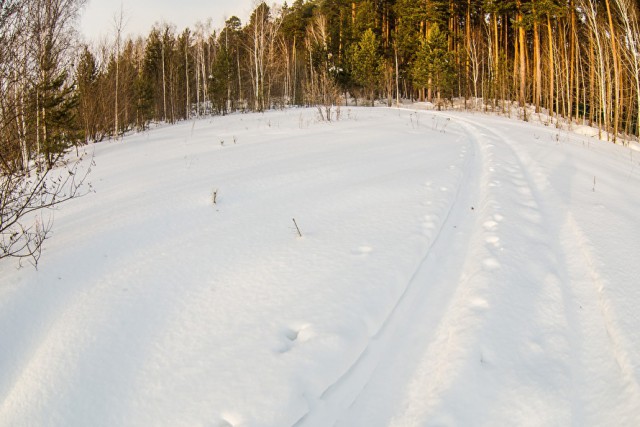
left=1, top=107, right=639, bottom=426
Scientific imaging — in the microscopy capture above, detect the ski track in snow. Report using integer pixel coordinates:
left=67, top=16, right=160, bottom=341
left=300, top=111, right=640, bottom=426
left=0, top=108, right=639, bottom=426
left=293, top=115, right=480, bottom=427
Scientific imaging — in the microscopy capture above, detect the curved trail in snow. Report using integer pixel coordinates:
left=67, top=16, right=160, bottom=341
left=293, top=115, right=483, bottom=427
left=298, top=111, right=640, bottom=426
left=460, top=116, right=640, bottom=424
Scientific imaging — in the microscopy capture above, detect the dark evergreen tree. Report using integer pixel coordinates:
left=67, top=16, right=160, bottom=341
left=37, top=55, right=79, bottom=167
left=76, top=46, right=99, bottom=142
left=210, top=45, right=232, bottom=114
left=412, top=23, right=456, bottom=106
left=351, top=28, right=382, bottom=105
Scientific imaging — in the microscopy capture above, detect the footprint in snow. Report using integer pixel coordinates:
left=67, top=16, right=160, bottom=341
left=352, top=246, right=373, bottom=256
left=422, top=221, right=436, bottom=230
left=470, top=297, right=490, bottom=311
left=284, top=327, right=299, bottom=342
left=485, top=235, right=501, bottom=247
left=517, top=186, right=533, bottom=196
left=483, top=220, right=498, bottom=231
left=214, top=417, right=234, bottom=427
left=520, top=208, right=542, bottom=224
left=482, top=257, right=501, bottom=271
left=276, top=325, right=311, bottom=354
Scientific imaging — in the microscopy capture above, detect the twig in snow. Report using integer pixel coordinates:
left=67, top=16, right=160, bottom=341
left=292, top=218, right=302, bottom=237
left=441, top=117, right=450, bottom=133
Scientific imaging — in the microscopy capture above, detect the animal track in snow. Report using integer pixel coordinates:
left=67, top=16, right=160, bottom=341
left=276, top=324, right=312, bottom=354
left=353, top=246, right=373, bottom=256
left=486, top=235, right=501, bottom=247
left=518, top=200, right=537, bottom=209
left=482, top=258, right=501, bottom=270
left=470, top=297, right=490, bottom=311
left=483, top=220, right=498, bottom=231
left=517, top=186, right=533, bottom=196
left=215, top=415, right=236, bottom=427
left=520, top=209, right=542, bottom=224
left=284, top=327, right=300, bottom=342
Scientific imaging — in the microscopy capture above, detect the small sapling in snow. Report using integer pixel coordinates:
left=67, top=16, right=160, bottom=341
left=592, top=176, right=596, bottom=192
left=212, top=189, right=218, bottom=205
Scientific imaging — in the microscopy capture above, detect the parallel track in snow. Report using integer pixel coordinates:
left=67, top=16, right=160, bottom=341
left=298, top=111, right=640, bottom=426
left=459, top=117, right=640, bottom=424
left=293, top=113, right=485, bottom=426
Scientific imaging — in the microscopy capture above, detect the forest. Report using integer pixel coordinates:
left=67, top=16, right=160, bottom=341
left=1, top=0, right=640, bottom=173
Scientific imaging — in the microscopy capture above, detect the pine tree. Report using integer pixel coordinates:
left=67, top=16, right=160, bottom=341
left=37, top=51, right=79, bottom=167
left=76, top=46, right=99, bottom=142
left=351, top=28, right=382, bottom=105
left=211, top=45, right=232, bottom=115
left=412, top=23, right=455, bottom=107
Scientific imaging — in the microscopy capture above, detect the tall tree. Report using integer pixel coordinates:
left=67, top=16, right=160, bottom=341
left=351, top=28, right=382, bottom=105
left=412, top=23, right=456, bottom=107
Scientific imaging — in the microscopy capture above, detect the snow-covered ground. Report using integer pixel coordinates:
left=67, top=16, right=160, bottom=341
left=1, top=107, right=639, bottom=426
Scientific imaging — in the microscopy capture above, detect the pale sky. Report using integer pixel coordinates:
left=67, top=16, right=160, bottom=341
left=79, top=0, right=259, bottom=42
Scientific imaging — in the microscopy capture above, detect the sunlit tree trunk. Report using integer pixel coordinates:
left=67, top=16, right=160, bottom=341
left=533, top=1, right=542, bottom=113
left=517, top=1, right=526, bottom=118
left=547, top=13, right=555, bottom=119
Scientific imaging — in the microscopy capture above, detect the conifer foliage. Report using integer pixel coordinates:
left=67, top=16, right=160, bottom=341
left=71, top=0, right=640, bottom=143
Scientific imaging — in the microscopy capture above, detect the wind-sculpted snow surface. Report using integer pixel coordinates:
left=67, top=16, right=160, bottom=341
left=0, top=108, right=639, bottom=426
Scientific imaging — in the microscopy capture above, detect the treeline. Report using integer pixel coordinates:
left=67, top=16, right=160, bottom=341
left=2, top=0, right=640, bottom=175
